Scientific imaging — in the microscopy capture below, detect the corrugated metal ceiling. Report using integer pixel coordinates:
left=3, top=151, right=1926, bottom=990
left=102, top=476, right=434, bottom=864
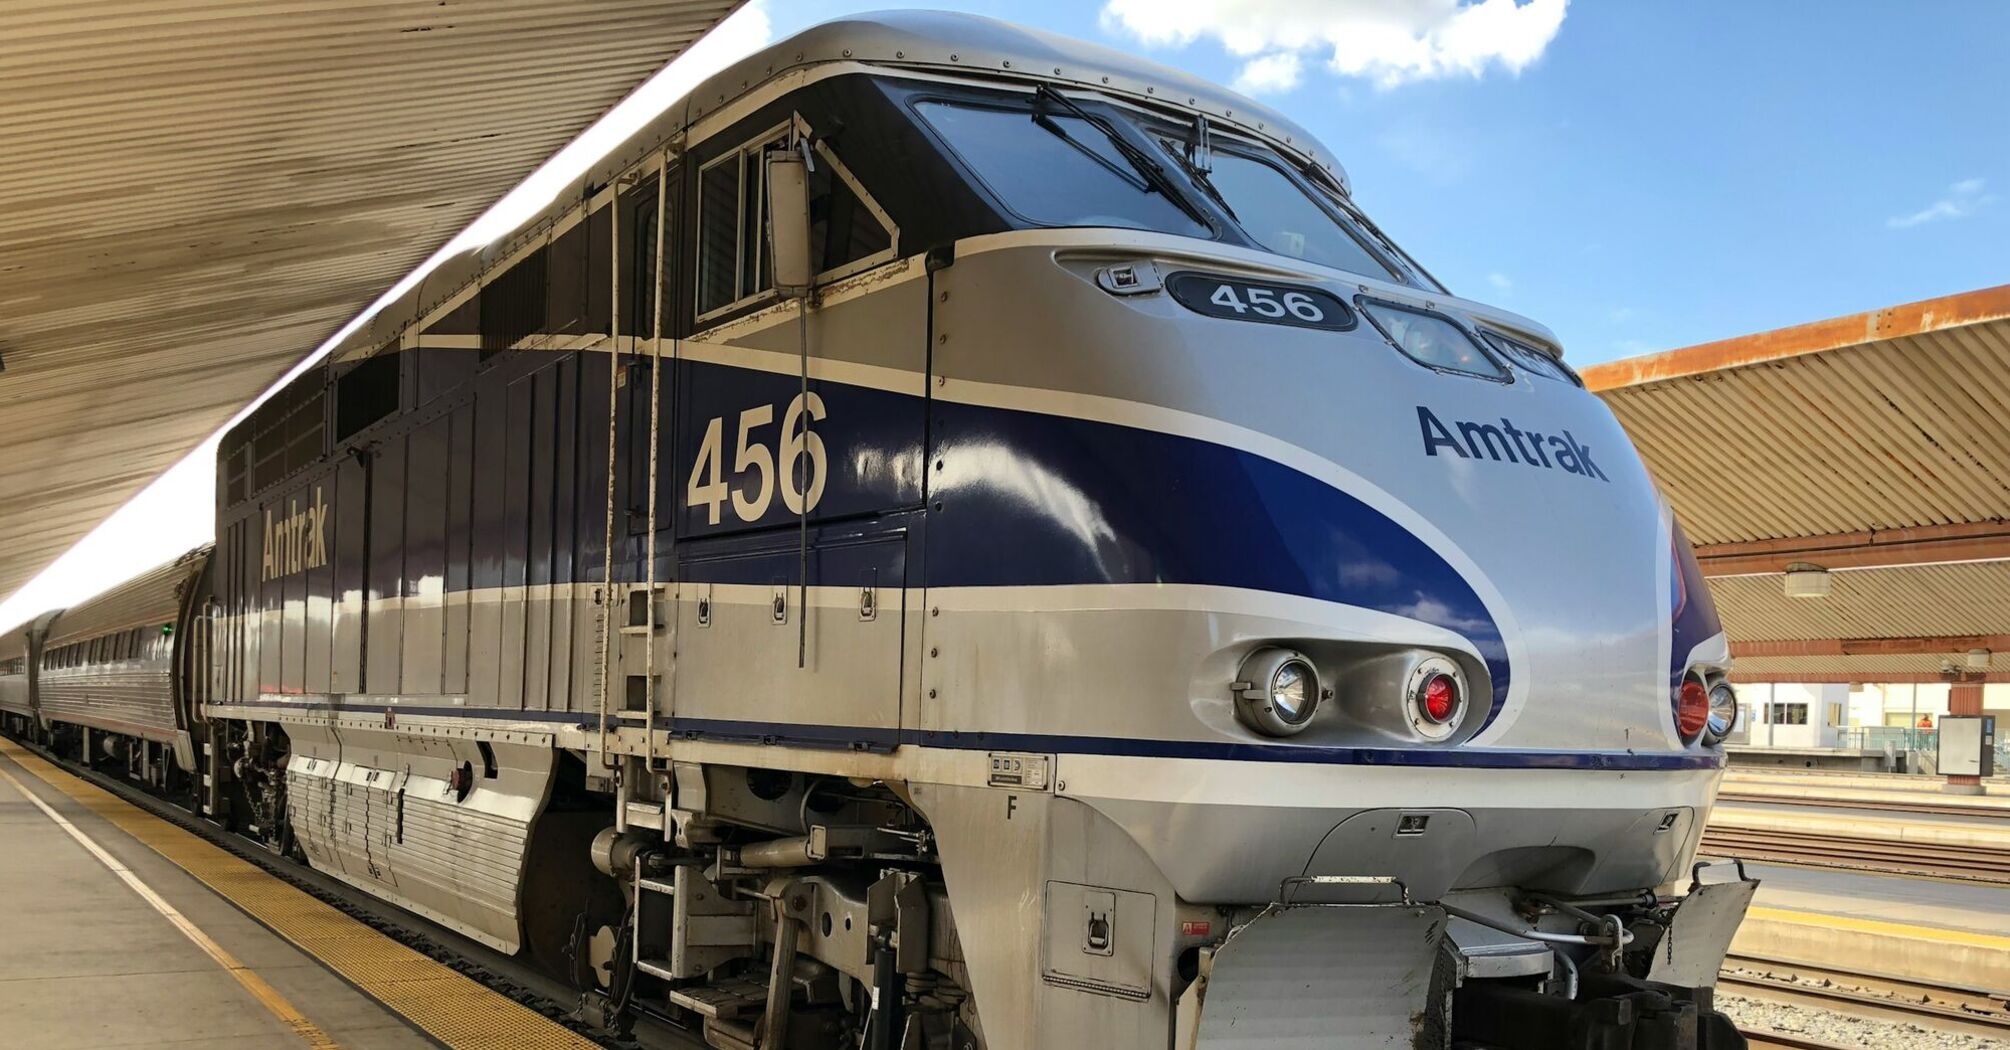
left=1588, top=285, right=2010, bottom=672
left=1588, top=289, right=2010, bottom=548
left=1709, top=562, right=2010, bottom=642
left=0, top=0, right=742, bottom=605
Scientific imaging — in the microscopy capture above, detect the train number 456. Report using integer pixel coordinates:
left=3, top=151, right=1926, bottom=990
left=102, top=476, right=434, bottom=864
left=686, top=392, right=828, bottom=525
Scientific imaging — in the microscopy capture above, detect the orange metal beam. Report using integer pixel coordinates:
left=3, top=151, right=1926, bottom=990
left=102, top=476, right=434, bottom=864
left=1580, top=282, right=2010, bottom=391
left=1728, top=670, right=2010, bottom=685
left=1730, top=635, right=2010, bottom=658
left=1693, top=520, right=2010, bottom=576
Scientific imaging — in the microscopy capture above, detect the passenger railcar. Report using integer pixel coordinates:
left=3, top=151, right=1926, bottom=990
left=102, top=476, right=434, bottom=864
left=5, top=13, right=1754, bottom=1049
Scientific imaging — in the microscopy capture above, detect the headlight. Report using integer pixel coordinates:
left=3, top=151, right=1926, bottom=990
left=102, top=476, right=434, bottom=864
left=1704, top=683, right=1739, bottom=744
left=1235, top=648, right=1321, bottom=737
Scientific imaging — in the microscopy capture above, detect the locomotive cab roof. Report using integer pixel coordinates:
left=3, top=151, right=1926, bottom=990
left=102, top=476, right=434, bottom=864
left=329, top=10, right=1347, bottom=367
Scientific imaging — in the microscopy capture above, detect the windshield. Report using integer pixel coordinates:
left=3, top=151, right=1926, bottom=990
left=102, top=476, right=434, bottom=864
left=1195, top=149, right=1396, bottom=281
left=914, top=100, right=1209, bottom=237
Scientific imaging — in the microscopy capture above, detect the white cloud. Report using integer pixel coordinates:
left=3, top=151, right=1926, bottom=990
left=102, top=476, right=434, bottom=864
left=1887, top=177, right=1993, bottom=229
left=1486, top=271, right=1512, bottom=291
left=1102, top=0, right=1569, bottom=89
left=1234, top=51, right=1303, bottom=94
left=0, top=2, right=776, bottom=632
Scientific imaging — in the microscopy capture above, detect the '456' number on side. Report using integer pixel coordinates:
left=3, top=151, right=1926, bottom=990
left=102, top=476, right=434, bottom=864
left=686, top=392, right=828, bottom=525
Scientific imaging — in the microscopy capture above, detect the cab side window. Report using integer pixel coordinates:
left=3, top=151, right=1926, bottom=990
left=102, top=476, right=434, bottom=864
left=697, top=130, right=787, bottom=319
left=806, top=141, right=895, bottom=278
left=695, top=124, right=898, bottom=322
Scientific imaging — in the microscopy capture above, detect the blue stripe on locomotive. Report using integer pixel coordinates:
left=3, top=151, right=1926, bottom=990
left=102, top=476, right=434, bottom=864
left=1667, top=518, right=1722, bottom=691
left=665, top=356, right=1510, bottom=721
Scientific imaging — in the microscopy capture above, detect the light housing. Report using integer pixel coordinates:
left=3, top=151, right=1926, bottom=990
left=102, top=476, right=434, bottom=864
left=1234, top=648, right=1321, bottom=737
left=1704, top=682, right=1738, bottom=744
left=1675, top=676, right=1710, bottom=742
left=1404, top=655, right=1466, bottom=741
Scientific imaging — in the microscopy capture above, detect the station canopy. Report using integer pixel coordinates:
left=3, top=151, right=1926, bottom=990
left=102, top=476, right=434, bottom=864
left=1585, top=284, right=2010, bottom=684
left=0, top=0, right=743, bottom=603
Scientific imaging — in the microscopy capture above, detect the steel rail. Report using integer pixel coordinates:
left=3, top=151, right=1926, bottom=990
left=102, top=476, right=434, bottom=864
left=1721, top=955, right=2010, bottom=1035
left=1699, top=827, right=2010, bottom=883
left=1716, top=790, right=2008, bottom=818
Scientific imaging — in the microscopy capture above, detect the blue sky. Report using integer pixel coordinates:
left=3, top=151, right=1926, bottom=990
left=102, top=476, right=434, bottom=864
left=5, top=0, right=2005, bottom=625
left=764, top=0, right=2009, bottom=362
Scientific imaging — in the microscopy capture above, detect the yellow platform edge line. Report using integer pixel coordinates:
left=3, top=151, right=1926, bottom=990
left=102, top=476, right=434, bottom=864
left=0, top=761, right=342, bottom=1050
left=1745, top=905, right=2010, bottom=950
left=0, top=739, right=599, bottom=1050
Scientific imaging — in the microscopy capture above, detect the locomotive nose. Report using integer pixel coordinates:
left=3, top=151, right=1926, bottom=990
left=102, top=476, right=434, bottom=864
left=1352, top=364, right=1711, bottom=754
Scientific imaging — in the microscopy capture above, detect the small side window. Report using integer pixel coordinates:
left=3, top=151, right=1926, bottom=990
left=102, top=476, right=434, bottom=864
left=1358, top=300, right=1508, bottom=381
left=1482, top=331, right=1581, bottom=387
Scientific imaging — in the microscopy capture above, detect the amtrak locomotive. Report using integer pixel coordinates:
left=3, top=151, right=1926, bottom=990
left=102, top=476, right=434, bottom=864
left=1, top=13, right=1755, bottom=1049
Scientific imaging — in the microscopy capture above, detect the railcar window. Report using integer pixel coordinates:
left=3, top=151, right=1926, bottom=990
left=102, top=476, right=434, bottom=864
left=1358, top=301, right=1509, bottom=381
left=914, top=101, right=1208, bottom=237
left=1191, top=150, right=1395, bottom=281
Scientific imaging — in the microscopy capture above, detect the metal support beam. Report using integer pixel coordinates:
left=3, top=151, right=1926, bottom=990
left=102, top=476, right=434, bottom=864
left=1730, top=635, right=2010, bottom=658
left=1727, top=670, right=2010, bottom=685
left=1582, top=283, right=2010, bottom=391
left=1694, top=521, right=2010, bottom=577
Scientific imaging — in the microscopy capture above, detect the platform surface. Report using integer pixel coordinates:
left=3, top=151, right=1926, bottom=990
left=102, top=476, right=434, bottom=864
left=0, top=748, right=436, bottom=1049
left=1742, top=861, right=2010, bottom=937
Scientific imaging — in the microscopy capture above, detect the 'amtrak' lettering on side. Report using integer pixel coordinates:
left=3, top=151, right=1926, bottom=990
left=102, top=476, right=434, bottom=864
left=261, top=486, right=329, bottom=581
left=1416, top=406, right=1608, bottom=482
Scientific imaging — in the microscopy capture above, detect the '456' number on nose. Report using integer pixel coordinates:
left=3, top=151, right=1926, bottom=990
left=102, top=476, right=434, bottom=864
left=686, top=392, right=828, bottom=525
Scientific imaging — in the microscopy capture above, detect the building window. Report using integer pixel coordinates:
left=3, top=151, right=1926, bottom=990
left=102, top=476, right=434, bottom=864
left=1769, top=702, right=1809, bottom=726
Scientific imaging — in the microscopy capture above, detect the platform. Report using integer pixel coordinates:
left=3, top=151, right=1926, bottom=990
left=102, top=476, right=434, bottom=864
left=0, top=740, right=600, bottom=1050
left=1708, top=799, right=2010, bottom=848
left=1718, top=860, right=2010, bottom=994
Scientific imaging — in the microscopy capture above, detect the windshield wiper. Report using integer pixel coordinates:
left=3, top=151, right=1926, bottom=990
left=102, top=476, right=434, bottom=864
left=1032, top=85, right=1211, bottom=228
left=1178, top=115, right=1238, bottom=222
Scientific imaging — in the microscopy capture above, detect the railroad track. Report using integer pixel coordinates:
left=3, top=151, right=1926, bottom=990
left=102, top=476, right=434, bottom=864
left=1699, top=826, right=2010, bottom=884
left=1741, top=1032, right=1850, bottom=1050
left=1721, top=951, right=2010, bottom=1046
left=1717, top=790, right=2006, bottom=818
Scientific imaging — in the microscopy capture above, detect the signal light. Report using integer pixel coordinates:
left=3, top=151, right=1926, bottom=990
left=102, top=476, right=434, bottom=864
left=1676, top=677, right=1710, bottom=742
left=1405, top=658, right=1465, bottom=741
left=1421, top=674, right=1457, bottom=723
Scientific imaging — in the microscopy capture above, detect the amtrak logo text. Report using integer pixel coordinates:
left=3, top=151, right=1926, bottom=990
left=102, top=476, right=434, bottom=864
left=262, top=487, right=329, bottom=581
left=1417, top=407, right=1608, bottom=482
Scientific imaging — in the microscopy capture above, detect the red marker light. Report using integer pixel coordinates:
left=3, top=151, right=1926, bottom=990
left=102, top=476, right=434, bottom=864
left=1677, top=678, right=1710, bottom=741
left=1422, top=674, right=1457, bottom=723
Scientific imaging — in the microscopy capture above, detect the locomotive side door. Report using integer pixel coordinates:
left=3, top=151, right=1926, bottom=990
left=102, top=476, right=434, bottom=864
left=667, top=117, right=924, bottom=749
